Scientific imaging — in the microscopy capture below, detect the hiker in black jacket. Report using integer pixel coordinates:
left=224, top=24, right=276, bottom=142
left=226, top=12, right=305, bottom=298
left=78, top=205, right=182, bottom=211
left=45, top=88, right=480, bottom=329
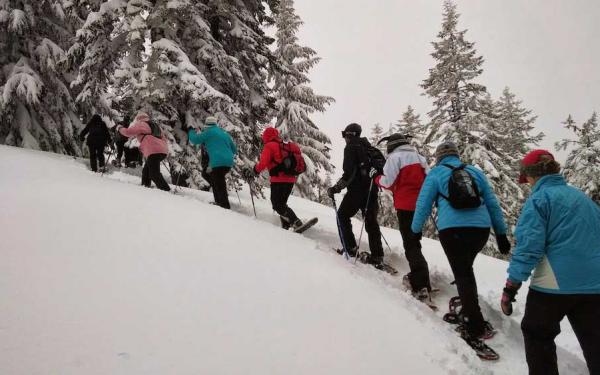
left=327, top=123, right=384, bottom=267
left=113, top=116, right=130, bottom=168
left=79, top=114, right=111, bottom=172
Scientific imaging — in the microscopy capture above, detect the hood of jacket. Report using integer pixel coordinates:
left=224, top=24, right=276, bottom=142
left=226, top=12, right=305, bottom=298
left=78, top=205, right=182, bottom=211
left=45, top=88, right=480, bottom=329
left=262, top=127, right=281, bottom=144
left=134, top=112, right=150, bottom=123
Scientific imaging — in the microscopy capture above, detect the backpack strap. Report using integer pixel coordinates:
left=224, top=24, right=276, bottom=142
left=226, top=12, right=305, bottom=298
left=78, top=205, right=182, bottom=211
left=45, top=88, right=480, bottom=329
left=437, top=164, right=465, bottom=203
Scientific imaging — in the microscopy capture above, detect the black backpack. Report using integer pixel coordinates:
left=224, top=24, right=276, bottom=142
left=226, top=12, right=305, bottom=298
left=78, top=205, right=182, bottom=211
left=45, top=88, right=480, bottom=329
left=359, top=144, right=386, bottom=177
left=439, top=164, right=482, bottom=209
left=147, top=121, right=162, bottom=138
left=140, top=120, right=162, bottom=142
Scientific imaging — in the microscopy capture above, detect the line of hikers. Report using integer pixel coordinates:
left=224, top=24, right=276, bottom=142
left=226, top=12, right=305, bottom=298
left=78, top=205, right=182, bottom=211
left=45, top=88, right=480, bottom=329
left=80, top=113, right=600, bottom=374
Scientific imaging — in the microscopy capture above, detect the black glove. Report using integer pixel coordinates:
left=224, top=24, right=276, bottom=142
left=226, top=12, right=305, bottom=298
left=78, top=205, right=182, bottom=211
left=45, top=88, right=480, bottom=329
left=327, top=185, right=341, bottom=198
left=241, top=167, right=256, bottom=180
left=496, top=234, right=511, bottom=255
left=501, top=279, right=522, bottom=316
left=412, top=231, right=423, bottom=241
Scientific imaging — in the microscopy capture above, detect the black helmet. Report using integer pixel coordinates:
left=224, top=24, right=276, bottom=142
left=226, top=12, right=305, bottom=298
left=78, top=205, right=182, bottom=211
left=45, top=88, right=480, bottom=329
left=377, top=133, right=412, bottom=153
left=341, top=123, right=362, bottom=138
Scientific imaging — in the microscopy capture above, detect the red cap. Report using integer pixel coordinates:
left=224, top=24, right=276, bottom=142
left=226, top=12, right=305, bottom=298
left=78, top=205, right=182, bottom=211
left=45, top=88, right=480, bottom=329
left=518, top=149, right=555, bottom=183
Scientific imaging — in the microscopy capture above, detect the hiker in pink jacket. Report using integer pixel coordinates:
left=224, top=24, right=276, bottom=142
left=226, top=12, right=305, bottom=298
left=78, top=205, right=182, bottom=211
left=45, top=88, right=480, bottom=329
left=117, top=112, right=170, bottom=191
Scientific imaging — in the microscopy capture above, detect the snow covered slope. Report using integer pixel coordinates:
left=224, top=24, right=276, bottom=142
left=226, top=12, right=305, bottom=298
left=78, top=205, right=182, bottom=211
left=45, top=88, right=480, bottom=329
left=0, top=146, right=589, bottom=374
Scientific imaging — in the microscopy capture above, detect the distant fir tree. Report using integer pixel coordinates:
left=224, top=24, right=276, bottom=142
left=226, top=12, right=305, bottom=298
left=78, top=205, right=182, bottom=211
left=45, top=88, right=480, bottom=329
left=396, top=106, right=426, bottom=141
left=0, top=0, right=82, bottom=155
left=421, top=1, right=540, bottom=256
left=272, top=0, right=333, bottom=199
left=369, top=123, right=385, bottom=146
left=556, top=113, right=600, bottom=204
left=495, top=87, right=543, bottom=158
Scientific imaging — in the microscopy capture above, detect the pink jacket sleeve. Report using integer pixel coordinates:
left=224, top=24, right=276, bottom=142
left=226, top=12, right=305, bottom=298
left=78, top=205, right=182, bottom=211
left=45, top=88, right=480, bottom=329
left=119, top=122, right=149, bottom=138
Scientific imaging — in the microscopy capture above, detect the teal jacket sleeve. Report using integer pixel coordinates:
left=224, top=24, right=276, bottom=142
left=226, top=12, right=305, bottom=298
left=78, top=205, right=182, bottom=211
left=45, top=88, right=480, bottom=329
left=507, top=197, right=547, bottom=283
left=411, top=171, right=439, bottom=233
left=188, top=128, right=206, bottom=145
left=478, top=172, right=507, bottom=235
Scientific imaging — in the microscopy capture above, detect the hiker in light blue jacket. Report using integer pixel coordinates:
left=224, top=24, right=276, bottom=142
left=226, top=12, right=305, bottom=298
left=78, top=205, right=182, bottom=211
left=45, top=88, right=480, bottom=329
left=500, top=149, right=600, bottom=375
left=188, top=116, right=237, bottom=209
left=411, top=141, right=510, bottom=346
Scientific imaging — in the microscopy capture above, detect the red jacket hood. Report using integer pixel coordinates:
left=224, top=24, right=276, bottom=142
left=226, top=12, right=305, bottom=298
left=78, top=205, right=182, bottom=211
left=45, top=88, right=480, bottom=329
left=262, top=127, right=281, bottom=144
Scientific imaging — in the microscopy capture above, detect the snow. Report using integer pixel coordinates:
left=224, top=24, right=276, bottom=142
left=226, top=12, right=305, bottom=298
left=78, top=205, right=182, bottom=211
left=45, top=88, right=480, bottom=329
left=0, top=146, right=590, bottom=375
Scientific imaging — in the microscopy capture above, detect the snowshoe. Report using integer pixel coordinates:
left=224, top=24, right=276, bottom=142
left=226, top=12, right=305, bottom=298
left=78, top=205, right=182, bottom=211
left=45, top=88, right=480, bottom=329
left=293, top=217, right=318, bottom=234
left=402, top=274, right=438, bottom=310
left=335, top=246, right=357, bottom=258
left=447, top=316, right=497, bottom=341
left=357, top=252, right=398, bottom=275
left=458, top=328, right=500, bottom=361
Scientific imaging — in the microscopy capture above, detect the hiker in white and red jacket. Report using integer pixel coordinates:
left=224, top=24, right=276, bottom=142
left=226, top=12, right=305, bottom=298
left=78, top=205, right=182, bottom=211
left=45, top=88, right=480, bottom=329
left=372, top=134, right=431, bottom=297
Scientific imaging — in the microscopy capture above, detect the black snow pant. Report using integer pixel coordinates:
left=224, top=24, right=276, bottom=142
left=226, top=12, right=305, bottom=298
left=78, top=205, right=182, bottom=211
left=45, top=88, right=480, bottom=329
left=270, top=182, right=299, bottom=228
left=438, top=227, right=490, bottom=338
left=209, top=167, right=231, bottom=209
left=337, top=186, right=383, bottom=259
left=88, top=144, right=106, bottom=172
left=521, top=289, right=600, bottom=375
left=115, top=140, right=126, bottom=163
left=397, top=209, right=431, bottom=292
left=141, top=153, right=171, bottom=191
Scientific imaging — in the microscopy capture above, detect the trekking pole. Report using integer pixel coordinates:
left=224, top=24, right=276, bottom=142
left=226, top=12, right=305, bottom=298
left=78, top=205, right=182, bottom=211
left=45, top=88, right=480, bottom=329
left=354, top=178, right=376, bottom=264
left=380, top=231, right=393, bottom=254
left=332, top=196, right=350, bottom=261
left=377, top=194, right=393, bottom=255
left=235, top=187, right=242, bottom=205
left=246, top=178, right=257, bottom=218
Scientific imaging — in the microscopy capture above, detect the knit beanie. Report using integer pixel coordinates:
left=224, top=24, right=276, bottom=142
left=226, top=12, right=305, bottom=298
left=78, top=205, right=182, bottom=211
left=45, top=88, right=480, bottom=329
left=205, top=116, right=218, bottom=125
left=435, top=141, right=459, bottom=163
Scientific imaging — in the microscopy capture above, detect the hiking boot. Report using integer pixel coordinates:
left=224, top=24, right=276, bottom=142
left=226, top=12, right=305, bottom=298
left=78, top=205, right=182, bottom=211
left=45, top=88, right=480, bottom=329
left=480, top=321, right=497, bottom=340
left=415, top=287, right=431, bottom=302
left=336, top=246, right=358, bottom=257
left=455, top=321, right=496, bottom=341
left=402, top=274, right=413, bottom=290
left=291, top=219, right=303, bottom=231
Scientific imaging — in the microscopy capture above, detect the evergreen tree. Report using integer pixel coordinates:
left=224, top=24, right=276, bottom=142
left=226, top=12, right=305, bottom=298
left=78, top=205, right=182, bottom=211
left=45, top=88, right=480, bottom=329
left=495, top=87, right=543, bottom=157
left=67, top=1, right=279, bottom=188
left=557, top=113, right=600, bottom=204
left=0, top=0, right=82, bottom=155
left=272, top=0, right=333, bottom=199
left=396, top=106, right=426, bottom=141
left=421, top=1, right=540, bottom=256
left=369, top=123, right=384, bottom=146
left=208, top=0, right=280, bottom=172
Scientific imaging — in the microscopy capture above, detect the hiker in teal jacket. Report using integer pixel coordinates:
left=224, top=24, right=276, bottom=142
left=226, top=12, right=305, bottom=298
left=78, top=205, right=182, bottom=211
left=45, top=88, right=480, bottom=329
left=500, top=150, right=600, bottom=375
left=188, top=116, right=237, bottom=209
left=411, top=142, right=510, bottom=346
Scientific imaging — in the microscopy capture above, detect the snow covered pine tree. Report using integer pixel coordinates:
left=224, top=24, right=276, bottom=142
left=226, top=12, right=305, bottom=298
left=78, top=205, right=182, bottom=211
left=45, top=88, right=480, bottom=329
left=272, top=0, right=334, bottom=199
left=421, top=0, right=541, bottom=256
left=1, top=0, right=82, bottom=155
left=556, top=113, right=600, bottom=204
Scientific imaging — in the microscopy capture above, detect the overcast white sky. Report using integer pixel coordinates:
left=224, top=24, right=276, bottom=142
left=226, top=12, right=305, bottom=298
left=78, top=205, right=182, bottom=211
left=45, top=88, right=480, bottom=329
left=292, top=0, right=600, bottom=172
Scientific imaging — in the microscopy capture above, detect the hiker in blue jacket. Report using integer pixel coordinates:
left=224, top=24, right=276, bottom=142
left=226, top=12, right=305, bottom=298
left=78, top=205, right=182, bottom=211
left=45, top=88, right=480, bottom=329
left=188, top=116, right=237, bottom=209
left=411, top=141, right=510, bottom=346
left=501, top=149, right=600, bottom=375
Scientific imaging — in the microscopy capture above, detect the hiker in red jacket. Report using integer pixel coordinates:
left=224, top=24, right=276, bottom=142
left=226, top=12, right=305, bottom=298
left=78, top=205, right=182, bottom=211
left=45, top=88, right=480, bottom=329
left=372, top=134, right=432, bottom=299
left=244, top=127, right=304, bottom=230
